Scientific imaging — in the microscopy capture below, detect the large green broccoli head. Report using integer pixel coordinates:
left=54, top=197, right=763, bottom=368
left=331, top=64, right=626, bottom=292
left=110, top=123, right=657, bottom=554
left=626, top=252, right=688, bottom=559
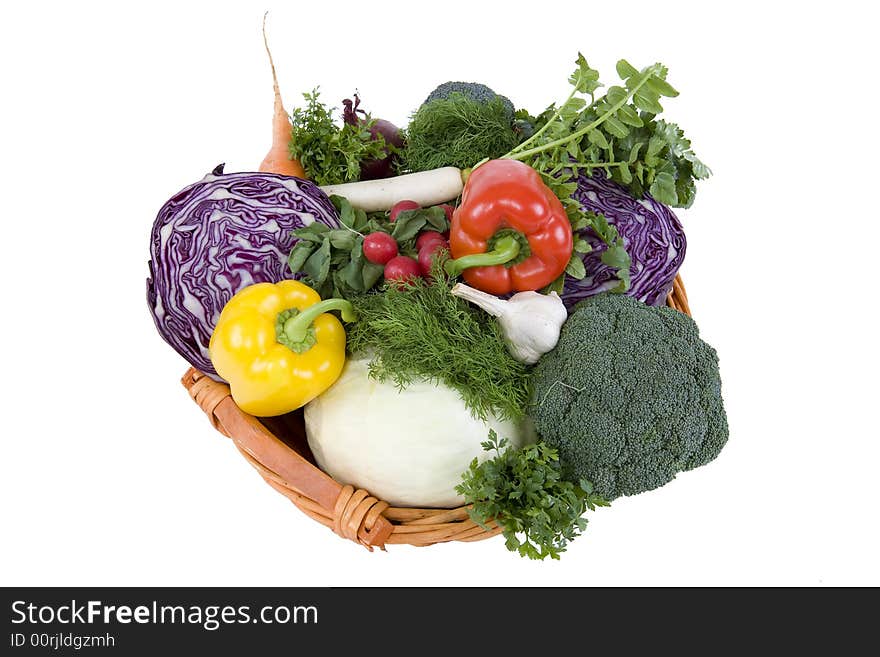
left=530, top=294, right=728, bottom=500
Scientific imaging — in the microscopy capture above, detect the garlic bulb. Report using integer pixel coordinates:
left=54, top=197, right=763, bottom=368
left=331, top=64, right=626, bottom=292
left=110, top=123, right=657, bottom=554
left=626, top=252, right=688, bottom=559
left=451, top=283, right=568, bottom=364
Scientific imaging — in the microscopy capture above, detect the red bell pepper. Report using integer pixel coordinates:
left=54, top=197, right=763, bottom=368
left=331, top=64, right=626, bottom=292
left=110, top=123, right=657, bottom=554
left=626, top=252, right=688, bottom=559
left=444, top=159, right=573, bottom=295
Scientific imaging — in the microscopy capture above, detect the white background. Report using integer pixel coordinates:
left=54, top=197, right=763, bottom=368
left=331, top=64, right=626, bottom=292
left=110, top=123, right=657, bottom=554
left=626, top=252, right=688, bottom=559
left=1, top=0, right=877, bottom=586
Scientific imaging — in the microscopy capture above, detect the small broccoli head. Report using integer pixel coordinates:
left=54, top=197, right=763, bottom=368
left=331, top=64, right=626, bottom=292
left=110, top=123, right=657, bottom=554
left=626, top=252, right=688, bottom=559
left=423, top=81, right=515, bottom=122
left=530, top=294, right=728, bottom=500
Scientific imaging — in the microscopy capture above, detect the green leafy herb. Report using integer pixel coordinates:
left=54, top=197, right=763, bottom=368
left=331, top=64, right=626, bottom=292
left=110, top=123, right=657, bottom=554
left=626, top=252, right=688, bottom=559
left=288, top=88, right=391, bottom=186
left=389, top=206, right=448, bottom=243
left=402, top=93, right=520, bottom=172
left=500, top=54, right=707, bottom=290
left=507, top=55, right=709, bottom=209
left=456, top=430, right=609, bottom=560
left=345, top=267, right=531, bottom=422
left=288, top=196, right=450, bottom=300
left=288, top=196, right=380, bottom=299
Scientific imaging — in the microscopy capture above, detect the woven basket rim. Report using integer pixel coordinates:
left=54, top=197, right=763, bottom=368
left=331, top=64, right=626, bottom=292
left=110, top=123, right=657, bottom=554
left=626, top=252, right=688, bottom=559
left=183, top=275, right=691, bottom=551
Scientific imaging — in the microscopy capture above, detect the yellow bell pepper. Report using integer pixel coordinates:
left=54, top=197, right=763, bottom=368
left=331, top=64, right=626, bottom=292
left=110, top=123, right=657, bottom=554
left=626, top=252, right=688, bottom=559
left=208, top=280, right=356, bottom=417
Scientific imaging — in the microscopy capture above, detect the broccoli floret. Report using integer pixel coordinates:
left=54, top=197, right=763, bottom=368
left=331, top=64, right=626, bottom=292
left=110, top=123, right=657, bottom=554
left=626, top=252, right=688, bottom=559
left=423, top=81, right=515, bottom=122
left=530, top=294, right=728, bottom=500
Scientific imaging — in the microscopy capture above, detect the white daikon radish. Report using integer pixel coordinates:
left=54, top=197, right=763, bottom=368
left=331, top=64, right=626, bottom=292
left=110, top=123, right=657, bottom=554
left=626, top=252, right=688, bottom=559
left=319, top=167, right=464, bottom=212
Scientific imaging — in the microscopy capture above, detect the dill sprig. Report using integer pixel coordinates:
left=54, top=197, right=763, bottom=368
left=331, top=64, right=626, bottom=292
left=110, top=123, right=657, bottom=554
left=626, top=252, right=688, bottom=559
left=345, top=268, right=531, bottom=422
left=401, top=93, right=519, bottom=172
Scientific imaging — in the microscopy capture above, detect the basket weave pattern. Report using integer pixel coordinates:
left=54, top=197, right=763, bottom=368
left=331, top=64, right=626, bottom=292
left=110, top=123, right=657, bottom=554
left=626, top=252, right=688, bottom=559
left=183, top=275, right=692, bottom=551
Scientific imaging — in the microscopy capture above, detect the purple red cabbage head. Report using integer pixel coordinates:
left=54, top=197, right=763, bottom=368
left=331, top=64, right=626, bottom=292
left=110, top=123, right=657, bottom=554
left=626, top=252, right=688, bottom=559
left=562, top=170, right=686, bottom=309
left=146, top=166, right=340, bottom=380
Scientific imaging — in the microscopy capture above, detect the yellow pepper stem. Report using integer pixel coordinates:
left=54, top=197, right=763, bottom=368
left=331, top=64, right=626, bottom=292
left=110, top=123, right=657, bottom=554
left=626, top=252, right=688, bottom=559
left=276, top=298, right=357, bottom=354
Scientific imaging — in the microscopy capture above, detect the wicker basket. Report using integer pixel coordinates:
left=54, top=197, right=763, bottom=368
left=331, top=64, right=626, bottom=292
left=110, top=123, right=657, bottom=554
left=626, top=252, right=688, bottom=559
left=183, top=275, right=692, bottom=551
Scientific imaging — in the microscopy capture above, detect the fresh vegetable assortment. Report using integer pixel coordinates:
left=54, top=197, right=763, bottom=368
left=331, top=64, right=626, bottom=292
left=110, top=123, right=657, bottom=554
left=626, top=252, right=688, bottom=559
left=147, top=38, right=728, bottom=560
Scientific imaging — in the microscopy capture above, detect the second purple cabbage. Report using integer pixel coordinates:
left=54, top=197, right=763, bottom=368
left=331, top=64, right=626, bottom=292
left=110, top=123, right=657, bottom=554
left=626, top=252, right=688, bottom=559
left=562, top=171, right=686, bottom=308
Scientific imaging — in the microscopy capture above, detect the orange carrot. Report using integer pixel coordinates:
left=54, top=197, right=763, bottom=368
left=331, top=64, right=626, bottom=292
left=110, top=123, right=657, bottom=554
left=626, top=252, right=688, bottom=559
left=258, top=13, right=306, bottom=178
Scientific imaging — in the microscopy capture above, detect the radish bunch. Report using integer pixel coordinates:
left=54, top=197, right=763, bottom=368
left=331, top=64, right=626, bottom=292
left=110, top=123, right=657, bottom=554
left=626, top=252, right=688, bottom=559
left=362, top=200, right=452, bottom=283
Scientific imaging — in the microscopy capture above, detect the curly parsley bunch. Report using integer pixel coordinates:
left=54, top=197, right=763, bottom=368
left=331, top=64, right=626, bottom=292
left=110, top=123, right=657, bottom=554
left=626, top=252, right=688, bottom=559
left=456, top=431, right=609, bottom=560
left=288, top=89, right=389, bottom=186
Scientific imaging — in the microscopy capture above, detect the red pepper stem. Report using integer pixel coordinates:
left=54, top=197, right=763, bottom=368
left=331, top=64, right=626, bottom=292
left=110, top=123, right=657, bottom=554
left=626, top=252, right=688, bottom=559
left=282, top=298, right=357, bottom=344
left=444, top=235, right=521, bottom=277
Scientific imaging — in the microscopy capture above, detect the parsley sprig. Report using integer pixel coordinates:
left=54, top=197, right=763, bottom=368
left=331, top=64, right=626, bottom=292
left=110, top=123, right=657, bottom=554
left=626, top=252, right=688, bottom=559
left=456, top=431, right=609, bottom=560
left=288, top=88, right=391, bottom=186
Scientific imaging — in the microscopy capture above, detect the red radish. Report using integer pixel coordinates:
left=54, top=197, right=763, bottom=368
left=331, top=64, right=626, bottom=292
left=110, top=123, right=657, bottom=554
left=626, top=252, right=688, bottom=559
left=342, top=94, right=404, bottom=180
left=418, top=240, right=449, bottom=276
left=389, top=200, right=420, bottom=222
left=363, top=232, right=398, bottom=265
left=416, top=231, right=447, bottom=252
left=438, top=204, right=455, bottom=223
left=384, top=255, right=421, bottom=282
